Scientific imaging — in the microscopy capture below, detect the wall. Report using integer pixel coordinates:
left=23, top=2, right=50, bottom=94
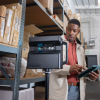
left=81, top=14, right=100, bottom=64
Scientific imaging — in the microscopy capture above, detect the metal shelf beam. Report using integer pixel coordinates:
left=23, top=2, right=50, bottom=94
left=64, top=11, right=70, bottom=21
left=0, top=44, right=17, bottom=54
left=0, top=77, right=45, bottom=85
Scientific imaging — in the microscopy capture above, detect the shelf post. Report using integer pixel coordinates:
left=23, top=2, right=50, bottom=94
left=12, top=0, right=26, bottom=100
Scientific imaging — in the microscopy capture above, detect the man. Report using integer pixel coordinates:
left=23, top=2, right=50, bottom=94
left=49, top=19, right=99, bottom=100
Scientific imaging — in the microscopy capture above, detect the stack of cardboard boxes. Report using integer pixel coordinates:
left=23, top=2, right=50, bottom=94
left=56, top=14, right=68, bottom=32
left=0, top=3, right=22, bottom=47
left=52, top=14, right=64, bottom=28
left=68, top=9, right=73, bottom=19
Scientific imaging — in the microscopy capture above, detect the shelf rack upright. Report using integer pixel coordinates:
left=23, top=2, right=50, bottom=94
left=0, top=0, right=71, bottom=100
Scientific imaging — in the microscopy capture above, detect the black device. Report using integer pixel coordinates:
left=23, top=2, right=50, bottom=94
left=85, top=55, right=97, bottom=68
left=27, top=35, right=68, bottom=100
left=27, top=36, right=68, bottom=69
left=76, top=65, right=100, bottom=78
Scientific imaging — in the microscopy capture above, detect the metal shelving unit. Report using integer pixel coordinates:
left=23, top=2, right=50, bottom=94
left=0, top=0, right=71, bottom=100
left=0, top=0, right=27, bottom=100
left=0, top=77, right=45, bottom=85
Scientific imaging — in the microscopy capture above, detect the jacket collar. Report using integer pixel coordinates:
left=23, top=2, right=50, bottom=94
left=61, top=35, right=81, bottom=49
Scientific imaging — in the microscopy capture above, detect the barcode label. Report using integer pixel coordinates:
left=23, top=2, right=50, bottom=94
left=51, top=3, right=53, bottom=14
left=7, top=10, right=13, bottom=27
left=7, top=28, right=10, bottom=42
left=1, top=20, right=5, bottom=36
left=15, top=17, right=18, bottom=30
left=6, top=9, right=9, bottom=15
left=18, top=19, right=21, bottom=32
left=37, top=69, right=42, bottom=72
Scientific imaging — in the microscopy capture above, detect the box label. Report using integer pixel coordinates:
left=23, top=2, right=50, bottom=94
left=18, top=19, right=21, bottom=32
left=15, top=17, right=18, bottom=30
left=7, top=10, right=13, bottom=27
left=7, top=28, right=10, bottom=42
left=1, top=20, right=5, bottom=36
left=37, top=69, right=42, bottom=72
left=6, top=9, right=9, bottom=15
left=51, top=3, right=53, bottom=14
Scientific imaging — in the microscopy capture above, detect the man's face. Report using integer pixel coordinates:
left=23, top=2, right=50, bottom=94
left=66, top=23, right=80, bottom=43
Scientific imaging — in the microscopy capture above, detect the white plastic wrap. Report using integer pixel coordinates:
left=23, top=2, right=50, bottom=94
left=0, top=57, right=27, bottom=78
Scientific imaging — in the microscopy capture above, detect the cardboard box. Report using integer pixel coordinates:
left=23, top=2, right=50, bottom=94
left=24, top=69, right=45, bottom=78
left=68, top=9, right=73, bottom=19
left=38, top=0, right=53, bottom=15
left=77, top=13, right=81, bottom=23
left=68, top=14, right=73, bottom=19
left=60, top=0, right=63, bottom=4
left=5, top=4, right=17, bottom=45
left=0, top=6, right=6, bottom=42
left=0, top=86, right=34, bottom=100
left=34, top=87, right=45, bottom=100
left=68, top=9, right=72, bottom=15
left=15, top=4, right=22, bottom=47
left=35, top=87, right=45, bottom=92
left=64, top=6, right=67, bottom=13
left=3, top=9, right=13, bottom=44
left=0, top=6, right=6, bottom=17
left=77, top=33, right=80, bottom=40
left=12, top=4, right=22, bottom=47
left=81, top=32, right=84, bottom=44
left=73, top=14, right=78, bottom=19
left=0, top=18, right=5, bottom=42
left=73, top=13, right=81, bottom=23
left=22, top=30, right=32, bottom=59
left=5, top=3, right=22, bottom=46
left=53, top=14, right=64, bottom=27
left=22, top=25, right=43, bottom=59
left=57, top=14, right=68, bottom=32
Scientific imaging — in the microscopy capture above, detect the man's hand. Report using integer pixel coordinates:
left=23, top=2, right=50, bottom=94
left=69, top=64, right=86, bottom=74
left=88, top=70, right=99, bottom=80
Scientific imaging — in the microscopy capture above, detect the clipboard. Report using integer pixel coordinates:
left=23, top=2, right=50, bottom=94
left=76, top=65, right=100, bottom=78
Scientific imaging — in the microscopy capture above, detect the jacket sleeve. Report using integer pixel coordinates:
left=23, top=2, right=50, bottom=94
left=51, top=65, right=71, bottom=76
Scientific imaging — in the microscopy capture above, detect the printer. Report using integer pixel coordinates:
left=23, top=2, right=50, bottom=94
left=27, top=36, right=68, bottom=69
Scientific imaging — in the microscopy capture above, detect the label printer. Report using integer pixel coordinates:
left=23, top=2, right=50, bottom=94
left=27, top=36, right=68, bottom=69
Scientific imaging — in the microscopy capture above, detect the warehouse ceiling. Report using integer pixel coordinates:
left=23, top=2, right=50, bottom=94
left=72, top=0, right=100, bottom=14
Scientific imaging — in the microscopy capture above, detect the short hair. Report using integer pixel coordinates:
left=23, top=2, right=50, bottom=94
left=68, top=19, right=80, bottom=27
